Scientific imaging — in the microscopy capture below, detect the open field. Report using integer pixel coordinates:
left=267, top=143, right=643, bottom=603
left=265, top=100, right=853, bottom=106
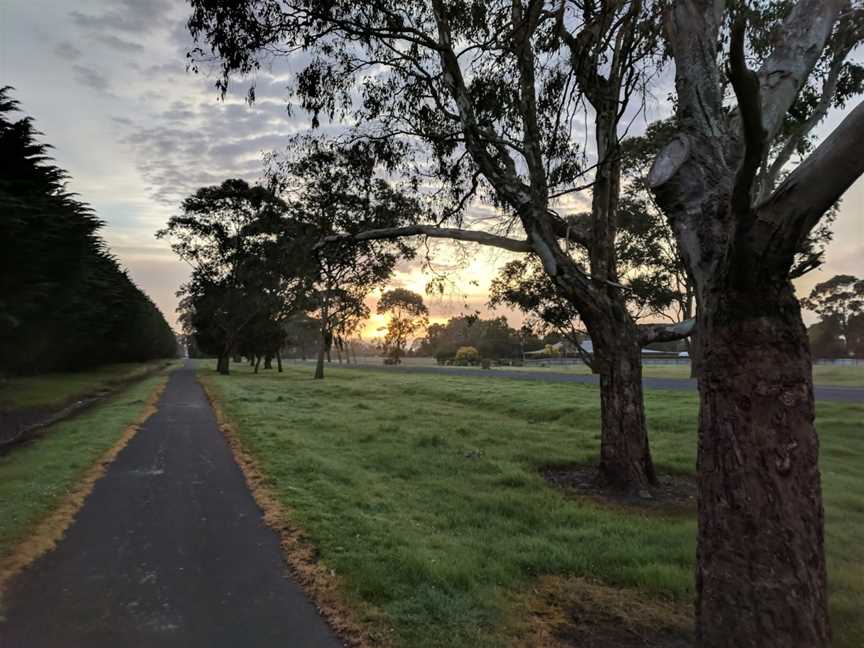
left=0, top=360, right=175, bottom=411
left=201, top=363, right=864, bottom=647
left=346, top=357, right=864, bottom=387
left=0, top=370, right=170, bottom=583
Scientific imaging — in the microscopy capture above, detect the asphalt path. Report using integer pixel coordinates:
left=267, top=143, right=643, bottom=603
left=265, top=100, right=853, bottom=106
left=330, top=362, right=863, bottom=403
left=0, top=361, right=342, bottom=648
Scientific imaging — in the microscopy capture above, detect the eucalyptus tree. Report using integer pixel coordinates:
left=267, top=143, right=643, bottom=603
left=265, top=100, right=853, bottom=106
left=648, top=1, right=864, bottom=644
left=188, top=0, right=694, bottom=492
left=266, top=140, right=419, bottom=379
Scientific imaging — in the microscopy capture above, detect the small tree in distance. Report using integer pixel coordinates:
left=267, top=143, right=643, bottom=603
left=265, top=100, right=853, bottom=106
left=378, top=289, right=428, bottom=365
left=453, top=346, right=480, bottom=366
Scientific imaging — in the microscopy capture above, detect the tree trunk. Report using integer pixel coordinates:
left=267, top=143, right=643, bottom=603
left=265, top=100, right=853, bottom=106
left=314, top=347, right=325, bottom=379
left=694, top=280, right=828, bottom=647
left=217, top=354, right=230, bottom=375
left=276, top=349, right=283, bottom=372
left=264, top=355, right=272, bottom=370
left=254, top=356, right=261, bottom=374
left=592, top=328, right=657, bottom=492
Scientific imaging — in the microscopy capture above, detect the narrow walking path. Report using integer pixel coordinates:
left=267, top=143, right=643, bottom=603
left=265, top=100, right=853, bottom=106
left=0, top=361, right=342, bottom=648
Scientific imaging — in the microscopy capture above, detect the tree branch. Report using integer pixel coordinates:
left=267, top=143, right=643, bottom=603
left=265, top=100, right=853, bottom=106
left=754, top=98, right=864, bottom=264
left=637, top=318, right=696, bottom=346
left=756, top=0, right=845, bottom=143
left=728, top=11, right=767, bottom=214
left=317, top=225, right=533, bottom=254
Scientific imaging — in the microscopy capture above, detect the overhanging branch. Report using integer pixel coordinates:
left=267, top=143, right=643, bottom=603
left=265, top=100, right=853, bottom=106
left=755, top=98, right=864, bottom=263
left=317, top=225, right=533, bottom=254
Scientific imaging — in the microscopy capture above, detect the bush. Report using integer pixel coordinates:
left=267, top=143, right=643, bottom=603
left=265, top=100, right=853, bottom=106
left=454, top=346, right=481, bottom=365
left=481, top=359, right=491, bottom=370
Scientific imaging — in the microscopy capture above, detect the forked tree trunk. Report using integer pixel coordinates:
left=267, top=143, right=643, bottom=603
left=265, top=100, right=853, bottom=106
left=592, top=330, right=657, bottom=491
left=694, top=279, right=828, bottom=647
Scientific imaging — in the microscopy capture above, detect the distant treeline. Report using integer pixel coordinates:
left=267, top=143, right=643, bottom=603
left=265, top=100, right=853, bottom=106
left=0, top=88, right=176, bottom=375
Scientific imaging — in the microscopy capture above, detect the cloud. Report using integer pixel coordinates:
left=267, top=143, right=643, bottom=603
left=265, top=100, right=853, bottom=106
left=93, top=33, right=145, bottom=53
left=72, top=64, right=110, bottom=92
left=70, top=0, right=174, bottom=34
left=54, top=41, right=83, bottom=60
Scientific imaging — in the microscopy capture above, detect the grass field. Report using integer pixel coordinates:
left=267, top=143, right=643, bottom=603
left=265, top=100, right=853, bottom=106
left=365, top=357, right=864, bottom=387
left=201, top=362, right=863, bottom=647
left=0, top=371, right=169, bottom=579
left=0, top=360, right=175, bottom=411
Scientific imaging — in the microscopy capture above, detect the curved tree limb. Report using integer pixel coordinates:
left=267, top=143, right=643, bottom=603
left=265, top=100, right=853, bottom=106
left=317, top=225, right=533, bottom=253
left=754, top=98, right=864, bottom=265
left=728, top=11, right=767, bottom=214
left=637, top=318, right=696, bottom=346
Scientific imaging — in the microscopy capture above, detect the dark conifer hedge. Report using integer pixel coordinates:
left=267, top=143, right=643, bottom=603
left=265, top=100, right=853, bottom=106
left=0, top=87, right=176, bottom=375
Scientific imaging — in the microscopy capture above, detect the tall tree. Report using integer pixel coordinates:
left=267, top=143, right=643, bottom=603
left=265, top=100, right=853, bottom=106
left=647, top=1, right=864, bottom=644
left=802, top=274, right=864, bottom=357
left=159, top=179, right=300, bottom=375
left=187, top=0, right=695, bottom=492
left=267, top=140, right=419, bottom=379
left=377, top=288, right=429, bottom=364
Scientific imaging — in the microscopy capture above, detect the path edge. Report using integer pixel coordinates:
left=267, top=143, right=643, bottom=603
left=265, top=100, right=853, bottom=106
left=0, top=372, right=171, bottom=600
left=198, top=374, right=387, bottom=648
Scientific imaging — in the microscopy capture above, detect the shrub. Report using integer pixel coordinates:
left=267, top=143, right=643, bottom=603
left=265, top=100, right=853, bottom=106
left=454, top=346, right=481, bottom=365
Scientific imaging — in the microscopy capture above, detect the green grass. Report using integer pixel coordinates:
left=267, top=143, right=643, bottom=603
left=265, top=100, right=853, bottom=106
left=0, top=372, right=168, bottom=565
left=201, top=362, right=864, bottom=647
left=0, top=360, right=175, bottom=411
left=390, top=358, right=864, bottom=387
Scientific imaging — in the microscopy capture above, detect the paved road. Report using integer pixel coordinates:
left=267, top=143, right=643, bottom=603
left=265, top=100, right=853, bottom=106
left=0, top=362, right=342, bottom=648
left=330, top=362, right=863, bottom=403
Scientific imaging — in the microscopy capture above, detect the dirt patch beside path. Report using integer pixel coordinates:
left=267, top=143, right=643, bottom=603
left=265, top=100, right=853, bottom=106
left=506, top=576, right=693, bottom=648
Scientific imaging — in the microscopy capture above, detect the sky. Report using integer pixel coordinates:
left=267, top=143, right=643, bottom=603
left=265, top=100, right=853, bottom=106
left=2, top=1, right=862, bottom=337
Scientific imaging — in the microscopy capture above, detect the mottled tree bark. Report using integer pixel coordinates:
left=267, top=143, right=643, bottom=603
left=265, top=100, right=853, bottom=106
left=594, top=331, right=656, bottom=490
left=694, top=278, right=827, bottom=647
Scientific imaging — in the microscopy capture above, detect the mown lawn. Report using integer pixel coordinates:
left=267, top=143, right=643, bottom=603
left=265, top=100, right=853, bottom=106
left=393, top=358, right=864, bottom=387
left=0, top=372, right=169, bottom=566
left=201, top=363, right=863, bottom=648
left=0, top=360, right=175, bottom=411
